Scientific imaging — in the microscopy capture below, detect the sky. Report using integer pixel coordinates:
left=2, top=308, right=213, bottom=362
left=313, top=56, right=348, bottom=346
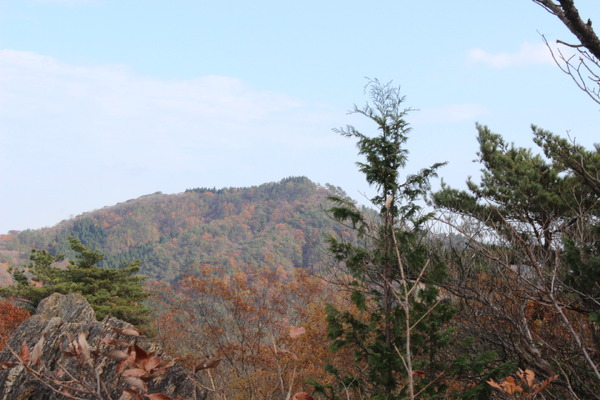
left=1, top=1, right=600, bottom=234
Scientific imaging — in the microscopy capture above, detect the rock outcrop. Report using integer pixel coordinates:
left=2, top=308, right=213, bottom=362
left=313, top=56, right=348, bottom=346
left=0, top=293, right=200, bottom=400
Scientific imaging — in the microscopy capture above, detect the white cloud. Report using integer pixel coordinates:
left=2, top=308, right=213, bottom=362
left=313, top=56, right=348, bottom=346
left=0, top=50, right=352, bottom=232
left=468, top=42, right=554, bottom=68
left=0, top=49, right=337, bottom=154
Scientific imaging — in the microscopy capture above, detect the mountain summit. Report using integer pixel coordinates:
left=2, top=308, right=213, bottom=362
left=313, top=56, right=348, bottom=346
left=2, top=177, right=352, bottom=282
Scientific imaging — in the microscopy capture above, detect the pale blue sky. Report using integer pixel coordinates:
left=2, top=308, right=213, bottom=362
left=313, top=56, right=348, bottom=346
left=1, top=0, right=599, bottom=233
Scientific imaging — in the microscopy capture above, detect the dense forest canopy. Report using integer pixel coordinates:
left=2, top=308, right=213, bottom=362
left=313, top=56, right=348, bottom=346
left=1, top=177, right=354, bottom=283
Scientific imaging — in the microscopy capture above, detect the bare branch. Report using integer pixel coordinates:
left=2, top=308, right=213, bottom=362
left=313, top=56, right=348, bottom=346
left=534, top=1, right=600, bottom=104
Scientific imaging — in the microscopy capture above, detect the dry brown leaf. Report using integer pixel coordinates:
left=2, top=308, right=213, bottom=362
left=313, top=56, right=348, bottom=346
left=488, top=377, right=523, bottom=395
left=119, top=391, right=133, bottom=400
left=30, top=333, right=45, bottom=366
left=204, top=358, right=222, bottom=369
left=532, top=374, right=559, bottom=395
left=144, top=356, right=163, bottom=372
left=19, top=341, right=30, bottom=365
left=122, top=368, right=149, bottom=378
left=289, top=326, right=306, bottom=339
left=124, top=376, right=148, bottom=392
left=500, top=377, right=523, bottom=395
left=120, top=388, right=143, bottom=400
left=487, top=378, right=503, bottom=392
left=78, top=332, right=91, bottom=363
left=133, top=344, right=149, bottom=365
left=109, top=349, right=131, bottom=361
left=517, top=368, right=535, bottom=388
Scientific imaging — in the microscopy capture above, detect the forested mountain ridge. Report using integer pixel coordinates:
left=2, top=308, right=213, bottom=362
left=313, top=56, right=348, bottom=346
left=1, top=177, right=352, bottom=282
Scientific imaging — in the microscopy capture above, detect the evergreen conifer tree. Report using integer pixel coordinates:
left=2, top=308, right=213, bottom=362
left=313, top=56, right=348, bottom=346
left=4, top=237, right=149, bottom=326
left=319, top=79, right=453, bottom=400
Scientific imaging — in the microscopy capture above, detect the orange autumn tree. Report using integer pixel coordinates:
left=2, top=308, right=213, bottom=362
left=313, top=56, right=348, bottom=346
left=150, top=265, right=355, bottom=400
left=0, top=298, right=30, bottom=350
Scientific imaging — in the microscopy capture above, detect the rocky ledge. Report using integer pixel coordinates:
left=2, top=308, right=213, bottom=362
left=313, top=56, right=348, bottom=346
left=0, top=293, right=201, bottom=400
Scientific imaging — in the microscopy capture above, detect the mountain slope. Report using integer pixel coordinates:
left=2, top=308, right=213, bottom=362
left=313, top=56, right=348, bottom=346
left=3, top=177, right=353, bottom=282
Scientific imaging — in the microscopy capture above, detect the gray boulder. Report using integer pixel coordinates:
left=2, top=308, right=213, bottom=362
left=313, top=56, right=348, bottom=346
left=0, top=293, right=202, bottom=400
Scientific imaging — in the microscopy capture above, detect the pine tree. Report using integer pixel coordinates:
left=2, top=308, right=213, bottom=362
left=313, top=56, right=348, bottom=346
left=320, top=79, right=452, bottom=400
left=4, top=237, right=149, bottom=325
left=433, top=124, right=600, bottom=398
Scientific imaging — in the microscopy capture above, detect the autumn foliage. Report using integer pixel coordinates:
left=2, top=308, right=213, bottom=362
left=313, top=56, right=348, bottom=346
left=487, top=369, right=558, bottom=399
left=150, top=266, right=355, bottom=400
left=2, top=33, right=600, bottom=396
left=0, top=298, right=29, bottom=351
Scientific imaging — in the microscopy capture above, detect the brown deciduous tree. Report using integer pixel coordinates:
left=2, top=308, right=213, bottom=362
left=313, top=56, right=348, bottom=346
left=150, top=266, right=354, bottom=400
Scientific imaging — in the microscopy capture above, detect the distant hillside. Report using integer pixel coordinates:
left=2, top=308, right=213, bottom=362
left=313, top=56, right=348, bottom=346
left=1, top=177, right=356, bottom=282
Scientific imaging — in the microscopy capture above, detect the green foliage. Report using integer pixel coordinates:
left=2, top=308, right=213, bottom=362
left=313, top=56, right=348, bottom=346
left=434, top=123, right=600, bottom=398
left=434, top=124, right=580, bottom=249
left=3, top=237, right=149, bottom=325
left=532, top=126, right=600, bottom=198
left=6, top=177, right=349, bottom=282
left=434, top=124, right=600, bottom=294
left=321, top=79, right=453, bottom=399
